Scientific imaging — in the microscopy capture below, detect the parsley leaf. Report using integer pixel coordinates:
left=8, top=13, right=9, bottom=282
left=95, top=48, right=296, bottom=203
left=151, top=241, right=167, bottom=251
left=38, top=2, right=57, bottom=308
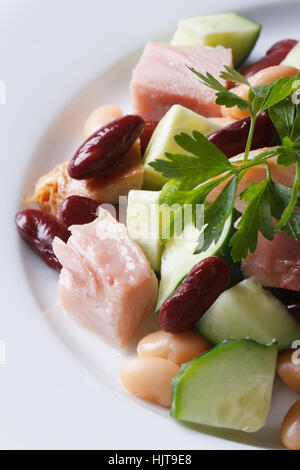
left=269, top=181, right=300, bottom=240
left=215, top=92, right=250, bottom=110
left=258, top=73, right=300, bottom=112
left=174, top=132, right=231, bottom=171
left=219, top=66, right=251, bottom=87
left=253, top=82, right=275, bottom=99
left=276, top=159, right=300, bottom=231
left=159, top=176, right=228, bottom=207
left=195, top=175, right=238, bottom=253
left=188, top=67, right=228, bottom=93
left=150, top=153, right=216, bottom=179
left=277, top=137, right=299, bottom=166
left=159, top=174, right=232, bottom=240
left=269, top=98, right=295, bottom=141
left=291, top=105, right=300, bottom=141
left=230, top=177, right=274, bottom=262
left=150, top=131, right=232, bottom=183
left=189, top=67, right=250, bottom=111
left=269, top=98, right=300, bottom=166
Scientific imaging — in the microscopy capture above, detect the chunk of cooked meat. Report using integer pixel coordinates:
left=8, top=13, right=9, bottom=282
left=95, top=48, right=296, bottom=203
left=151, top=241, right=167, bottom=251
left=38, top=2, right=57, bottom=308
left=242, top=231, right=300, bottom=291
left=30, top=141, right=143, bottom=217
left=53, top=210, right=158, bottom=348
left=131, top=42, right=232, bottom=121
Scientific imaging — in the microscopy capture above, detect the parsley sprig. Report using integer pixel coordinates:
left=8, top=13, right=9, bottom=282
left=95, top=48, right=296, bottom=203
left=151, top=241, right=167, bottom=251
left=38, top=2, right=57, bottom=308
left=150, top=66, right=300, bottom=262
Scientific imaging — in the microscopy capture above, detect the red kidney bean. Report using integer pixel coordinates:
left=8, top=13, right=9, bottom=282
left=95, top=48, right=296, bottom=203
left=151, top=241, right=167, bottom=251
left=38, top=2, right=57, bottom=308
left=59, top=196, right=99, bottom=228
left=68, top=114, right=145, bottom=180
left=15, top=209, right=70, bottom=271
left=286, top=303, right=300, bottom=324
left=208, top=110, right=277, bottom=158
left=268, top=39, right=298, bottom=54
left=159, top=257, right=231, bottom=333
left=241, top=39, right=298, bottom=79
left=140, top=121, right=158, bottom=155
left=266, top=287, right=300, bottom=324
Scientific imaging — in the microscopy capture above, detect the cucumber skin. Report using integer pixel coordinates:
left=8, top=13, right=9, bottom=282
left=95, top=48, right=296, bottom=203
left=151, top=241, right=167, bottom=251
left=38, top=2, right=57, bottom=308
left=197, top=324, right=299, bottom=353
left=172, top=338, right=277, bottom=392
left=233, top=20, right=262, bottom=68
left=172, top=13, right=261, bottom=68
left=197, top=280, right=300, bottom=351
left=171, top=339, right=278, bottom=423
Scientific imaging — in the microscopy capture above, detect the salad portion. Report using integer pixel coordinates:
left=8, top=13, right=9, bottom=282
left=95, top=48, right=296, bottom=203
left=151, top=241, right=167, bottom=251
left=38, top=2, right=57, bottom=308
left=15, top=12, right=300, bottom=449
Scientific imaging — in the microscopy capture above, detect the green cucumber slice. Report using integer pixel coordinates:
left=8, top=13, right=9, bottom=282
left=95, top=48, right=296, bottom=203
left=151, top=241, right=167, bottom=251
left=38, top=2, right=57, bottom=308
left=198, top=278, right=300, bottom=351
left=281, top=42, right=300, bottom=68
left=143, top=105, right=221, bottom=190
left=127, top=190, right=162, bottom=273
left=156, top=212, right=234, bottom=311
left=171, top=339, right=277, bottom=433
left=171, top=13, right=261, bottom=67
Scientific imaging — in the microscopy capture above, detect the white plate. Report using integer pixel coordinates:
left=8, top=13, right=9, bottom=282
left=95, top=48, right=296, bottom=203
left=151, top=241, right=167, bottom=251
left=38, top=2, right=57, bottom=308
left=1, top=0, right=300, bottom=450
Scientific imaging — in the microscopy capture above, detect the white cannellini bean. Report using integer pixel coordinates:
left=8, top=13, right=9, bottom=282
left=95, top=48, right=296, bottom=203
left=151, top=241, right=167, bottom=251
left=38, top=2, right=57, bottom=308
left=277, top=349, right=300, bottom=393
left=83, top=104, right=123, bottom=139
left=209, top=116, right=236, bottom=127
left=281, top=399, right=300, bottom=450
left=137, top=330, right=211, bottom=365
left=120, top=357, right=180, bottom=408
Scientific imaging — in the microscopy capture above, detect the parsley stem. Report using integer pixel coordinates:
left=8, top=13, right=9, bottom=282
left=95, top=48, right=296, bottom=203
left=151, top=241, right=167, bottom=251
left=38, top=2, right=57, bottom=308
left=243, top=114, right=257, bottom=164
left=235, top=149, right=278, bottom=184
left=265, top=163, right=271, bottom=180
left=276, top=158, right=300, bottom=232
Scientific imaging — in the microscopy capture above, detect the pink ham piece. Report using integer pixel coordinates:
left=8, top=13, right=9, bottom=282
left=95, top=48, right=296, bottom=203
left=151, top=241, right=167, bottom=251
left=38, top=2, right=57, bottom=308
left=242, top=231, right=300, bottom=291
left=131, top=42, right=233, bottom=122
left=53, top=210, right=158, bottom=347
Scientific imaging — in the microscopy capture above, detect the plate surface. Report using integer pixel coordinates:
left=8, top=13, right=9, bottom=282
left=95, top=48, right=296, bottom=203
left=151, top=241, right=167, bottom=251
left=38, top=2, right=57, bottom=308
left=1, top=0, right=299, bottom=450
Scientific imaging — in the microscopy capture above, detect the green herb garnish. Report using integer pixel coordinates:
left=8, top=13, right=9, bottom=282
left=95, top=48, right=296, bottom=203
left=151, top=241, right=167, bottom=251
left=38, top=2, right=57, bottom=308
left=149, top=67, right=300, bottom=262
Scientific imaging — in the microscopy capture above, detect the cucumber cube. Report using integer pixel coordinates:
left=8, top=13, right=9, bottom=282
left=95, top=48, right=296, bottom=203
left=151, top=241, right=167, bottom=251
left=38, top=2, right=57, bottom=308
left=171, top=339, right=277, bottom=433
left=198, top=278, right=300, bottom=351
left=171, top=13, right=261, bottom=67
left=281, top=42, right=300, bottom=68
left=127, top=190, right=162, bottom=273
left=143, top=105, right=221, bottom=190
